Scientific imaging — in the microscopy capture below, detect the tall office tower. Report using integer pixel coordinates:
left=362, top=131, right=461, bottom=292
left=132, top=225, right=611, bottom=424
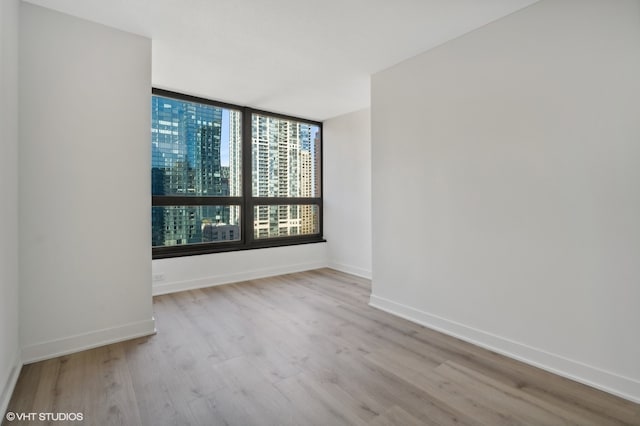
left=151, top=97, right=233, bottom=246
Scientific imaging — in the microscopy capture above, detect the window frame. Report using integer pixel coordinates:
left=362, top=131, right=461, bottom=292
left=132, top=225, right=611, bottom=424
left=152, top=88, right=324, bottom=259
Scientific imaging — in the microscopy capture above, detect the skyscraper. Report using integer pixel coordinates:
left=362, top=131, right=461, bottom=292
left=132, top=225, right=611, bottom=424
left=252, top=114, right=319, bottom=238
left=151, top=96, right=241, bottom=246
left=228, top=110, right=242, bottom=228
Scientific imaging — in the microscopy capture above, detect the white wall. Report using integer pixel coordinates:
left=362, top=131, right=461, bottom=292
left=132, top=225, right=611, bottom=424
left=0, top=0, right=21, bottom=415
left=19, top=4, right=155, bottom=362
left=324, top=108, right=372, bottom=278
left=371, top=0, right=640, bottom=403
left=152, top=244, right=327, bottom=295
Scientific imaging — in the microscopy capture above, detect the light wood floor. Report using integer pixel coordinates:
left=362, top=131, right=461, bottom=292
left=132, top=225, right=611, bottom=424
left=5, top=269, right=639, bottom=425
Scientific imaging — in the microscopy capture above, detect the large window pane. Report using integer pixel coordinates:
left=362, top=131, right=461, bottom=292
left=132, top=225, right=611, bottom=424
left=152, top=96, right=242, bottom=196
left=151, top=89, right=323, bottom=258
left=251, top=114, right=321, bottom=198
left=254, top=205, right=319, bottom=239
left=152, top=205, right=241, bottom=247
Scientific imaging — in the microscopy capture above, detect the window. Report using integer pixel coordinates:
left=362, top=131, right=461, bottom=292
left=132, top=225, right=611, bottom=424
left=152, top=89, right=323, bottom=258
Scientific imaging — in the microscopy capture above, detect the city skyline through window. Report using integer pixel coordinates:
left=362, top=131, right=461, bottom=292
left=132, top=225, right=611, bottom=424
left=151, top=89, right=323, bottom=257
left=151, top=95, right=242, bottom=247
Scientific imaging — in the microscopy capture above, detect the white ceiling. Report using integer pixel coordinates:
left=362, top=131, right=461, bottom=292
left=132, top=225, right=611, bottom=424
left=25, top=0, right=538, bottom=121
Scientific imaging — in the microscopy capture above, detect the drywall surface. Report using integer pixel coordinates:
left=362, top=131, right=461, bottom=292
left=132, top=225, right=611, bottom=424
left=0, top=0, right=21, bottom=415
left=324, top=108, right=372, bottom=278
left=152, top=243, right=327, bottom=295
left=19, top=4, right=155, bottom=362
left=371, top=0, right=640, bottom=402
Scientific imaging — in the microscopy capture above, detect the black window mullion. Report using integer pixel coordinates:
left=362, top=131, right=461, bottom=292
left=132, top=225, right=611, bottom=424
left=242, top=107, right=254, bottom=246
left=251, top=197, right=321, bottom=206
left=152, top=87, right=239, bottom=112
left=152, top=196, right=242, bottom=206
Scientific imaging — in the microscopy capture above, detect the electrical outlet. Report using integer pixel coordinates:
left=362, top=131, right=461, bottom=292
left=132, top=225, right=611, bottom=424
left=153, top=273, right=165, bottom=282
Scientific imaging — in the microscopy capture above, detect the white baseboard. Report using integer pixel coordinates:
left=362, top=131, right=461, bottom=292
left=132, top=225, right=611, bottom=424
left=21, top=318, right=156, bottom=364
left=1, top=349, right=21, bottom=417
left=328, top=261, right=372, bottom=280
left=369, top=294, right=640, bottom=404
left=153, top=261, right=328, bottom=296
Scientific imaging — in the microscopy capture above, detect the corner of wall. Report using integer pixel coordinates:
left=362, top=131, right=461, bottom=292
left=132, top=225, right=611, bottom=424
left=1, top=0, right=21, bottom=417
left=327, top=261, right=372, bottom=280
left=0, top=350, right=22, bottom=417
left=323, top=108, right=372, bottom=280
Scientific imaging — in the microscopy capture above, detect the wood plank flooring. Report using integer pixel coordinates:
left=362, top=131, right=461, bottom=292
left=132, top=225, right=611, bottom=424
left=5, top=269, right=640, bottom=425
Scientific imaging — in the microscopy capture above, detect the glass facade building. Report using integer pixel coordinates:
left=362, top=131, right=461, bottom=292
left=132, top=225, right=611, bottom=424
left=151, top=96, right=241, bottom=247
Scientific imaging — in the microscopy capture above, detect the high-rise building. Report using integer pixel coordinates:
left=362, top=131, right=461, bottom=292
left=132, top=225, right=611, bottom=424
left=299, top=124, right=318, bottom=235
left=252, top=114, right=319, bottom=238
left=151, top=96, right=240, bottom=246
left=228, top=110, right=242, bottom=228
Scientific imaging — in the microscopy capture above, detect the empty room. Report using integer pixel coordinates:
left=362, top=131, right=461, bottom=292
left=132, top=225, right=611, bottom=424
left=1, top=0, right=639, bottom=424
